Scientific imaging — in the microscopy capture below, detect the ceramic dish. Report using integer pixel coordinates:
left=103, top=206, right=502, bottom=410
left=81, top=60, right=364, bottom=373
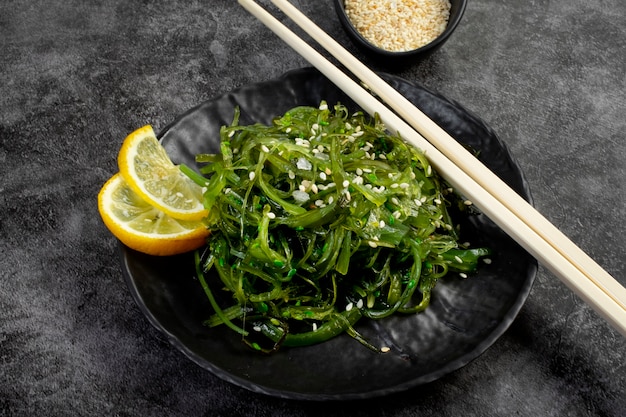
left=333, top=0, right=467, bottom=63
left=120, top=67, right=537, bottom=400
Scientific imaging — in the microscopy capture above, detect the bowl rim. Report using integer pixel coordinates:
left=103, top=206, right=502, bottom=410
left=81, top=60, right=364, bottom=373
left=334, top=0, right=468, bottom=57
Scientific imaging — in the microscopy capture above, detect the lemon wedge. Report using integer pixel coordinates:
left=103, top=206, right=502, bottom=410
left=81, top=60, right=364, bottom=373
left=98, top=174, right=209, bottom=256
left=117, top=125, right=208, bottom=221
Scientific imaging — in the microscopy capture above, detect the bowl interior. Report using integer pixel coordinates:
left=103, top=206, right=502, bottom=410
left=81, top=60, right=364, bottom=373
left=334, top=0, right=467, bottom=58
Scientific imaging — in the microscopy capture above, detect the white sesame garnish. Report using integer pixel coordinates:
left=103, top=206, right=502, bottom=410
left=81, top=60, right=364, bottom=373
left=288, top=170, right=296, bottom=179
left=454, top=255, right=463, bottom=264
left=248, top=171, right=256, bottom=181
left=483, top=258, right=492, bottom=265
left=342, top=180, right=350, bottom=188
left=368, top=241, right=378, bottom=248
left=312, top=323, right=318, bottom=331
left=266, top=212, right=276, bottom=219
left=464, top=200, right=473, bottom=206
left=356, top=299, right=364, bottom=309
left=319, top=171, right=327, bottom=181
left=380, top=346, right=391, bottom=353
left=346, top=302, right=354, bottom=311
left=261, top=144, right=270, bottom=153
left=399, top=183, right=409, bottom=189
left=292, top=190, right=310, bottom=203
left=460, top=273, right=468, bottom=279
left=343, top=0, right=450, bottom=52
left=356, top=168, right=363, bottom=176
left=379, top=220, right=386, bottom=228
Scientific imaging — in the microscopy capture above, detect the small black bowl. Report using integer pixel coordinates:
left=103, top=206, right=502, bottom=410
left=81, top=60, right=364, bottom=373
left=334, top=0, right=467, bottom=64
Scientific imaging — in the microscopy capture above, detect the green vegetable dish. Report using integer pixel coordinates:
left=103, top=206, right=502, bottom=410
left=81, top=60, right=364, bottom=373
left=182, top=102, right=491, bottom=353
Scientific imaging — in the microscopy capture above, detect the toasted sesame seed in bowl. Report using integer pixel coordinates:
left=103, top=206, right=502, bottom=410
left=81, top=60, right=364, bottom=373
left=334, top=0, right=467, bottom=63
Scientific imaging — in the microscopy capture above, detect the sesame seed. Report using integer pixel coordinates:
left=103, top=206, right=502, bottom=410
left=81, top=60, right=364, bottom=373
left=464, top=200, right=473, bottom=206
left=434, top=198, right=442, bottom=204
left=454, top=255, right=463, bottom=264
left=311, top=183, right=319, bottom=194
left=344, top=0, right=451, bottom=52
left=266, top=212, right=276, bottom=219
left=356, top=168, right=363, bottom=176
left=325, top=167, right=332, bottom=175
left=356, top=299, right=364, bottom=309
left=399, top=182, right=409, bottom=189
left=312, top=323, right=318, bottom=331
left=253, top=325, right=262, bottom=332
left=342, top=180, right=350, bottom=188
left=393, top=210, right=402, bottom=219
left=460, top=273, right=468, bottom=279
left=248, top=171, right=256, bottom=181
left=319, top=171, right=327, bottom=181
left=288, top=170, right=296, bottom=179
left=319, top=103, right=328, bottom=110
left=346, top=302, right=354, bottom=311
left=391, top=197, right=400, bottom=205
left=261, top=144, right=270, bottom=153
left=368, top=241, right=378, bottom=248
left=391, top=183, right=399, bottom=189
left=483, top=258, right=493, bottom=265
left=379, top=220, right=386, bottom=228
left=328, top=196, right=334, bottom=204
left=380, top=346, right=391, bottom=353
left=228, top=130, right=235, bottom=137
left=315, top=199, right=324, bottom=207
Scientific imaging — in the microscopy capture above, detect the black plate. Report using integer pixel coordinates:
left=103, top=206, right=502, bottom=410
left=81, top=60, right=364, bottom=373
left=120, top=68, right=537, bottom=400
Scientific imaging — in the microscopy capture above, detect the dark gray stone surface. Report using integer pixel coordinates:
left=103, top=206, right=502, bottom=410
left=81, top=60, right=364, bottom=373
left=1, top=0, right=624, bottom=415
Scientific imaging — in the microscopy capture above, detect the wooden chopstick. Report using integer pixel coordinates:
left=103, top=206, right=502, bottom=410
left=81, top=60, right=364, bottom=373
left=237, top=0, right=626, bottom=336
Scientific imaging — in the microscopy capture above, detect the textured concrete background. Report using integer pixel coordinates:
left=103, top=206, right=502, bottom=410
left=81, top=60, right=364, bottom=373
left=1, top=0, right=625, bottom=415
